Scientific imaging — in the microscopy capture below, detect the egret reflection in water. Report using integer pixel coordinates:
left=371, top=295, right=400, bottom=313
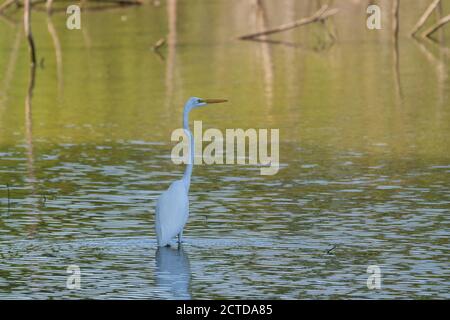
left=155, top=245, right=191, bottom=299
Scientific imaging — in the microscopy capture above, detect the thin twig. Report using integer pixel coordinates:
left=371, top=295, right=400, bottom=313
left=151, top=38, right=166, bottom=61
left=326, top=244, right=336, bottom=255
left=410, top=0, right=441, bottom=36
left=238, top=5, right=339, bottom=40
left=152, top=38, right=166, bottom=51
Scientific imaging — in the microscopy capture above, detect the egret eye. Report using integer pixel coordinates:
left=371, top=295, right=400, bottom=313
left=197, top=99, right=204, bottom=104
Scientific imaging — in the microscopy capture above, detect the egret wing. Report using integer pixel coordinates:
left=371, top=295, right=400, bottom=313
left=155, top=180, right=189, bottom=246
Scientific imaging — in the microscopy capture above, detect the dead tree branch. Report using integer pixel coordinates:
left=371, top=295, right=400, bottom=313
left=422, top=13, right=450, bottom=38
left=238, top=5, right=339, bottom=40
left=410, top=0, right=441, bottom=36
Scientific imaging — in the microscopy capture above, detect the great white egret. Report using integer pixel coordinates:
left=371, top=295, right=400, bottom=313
left=155, top=97, right=228, bottom=247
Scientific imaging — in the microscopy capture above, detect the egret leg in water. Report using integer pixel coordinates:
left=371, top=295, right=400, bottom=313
left=155, top=97, right=228, bottom=247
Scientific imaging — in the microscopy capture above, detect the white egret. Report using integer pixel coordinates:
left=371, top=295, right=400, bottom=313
left=155, top=97, right=228, bottom=247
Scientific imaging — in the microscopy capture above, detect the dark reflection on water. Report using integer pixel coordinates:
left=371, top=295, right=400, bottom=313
left=0, top=1, right=450, bottom=299
left=0, top=141, right=448, bottom=299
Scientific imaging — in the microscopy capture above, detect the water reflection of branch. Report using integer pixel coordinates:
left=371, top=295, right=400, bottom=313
left=24, top=0, right=36, bottom=195
left=6, top=183, right=11, bottom=213
left=25, top=63, right=42, bottom=238
left=321, top=1, right=338, bottom=42
left=155, top=245, right=191, bottom=299
left=152, top=38, right=166, bottom=62
left=413, top=37, right=448, bottom=119
left=392, top=0, right=402, bottom=101
left=412, top=37, right=445, bottom=69
left=21, top=15, right=45, bottom=238
left=0, top=12, right=17, bottom=26
left=246, top=37, right=333, bottom=52
left=254, top=0, right=274, bottom=109
left=24, top=0, right=36, bottom=66
left=165, top=0, right=177, bottom=109
left=25, top=64, right=36, bottom=185
left=153, top=49, right=165, bottom=62
left=32, top=2, right=141, bottom=13
left=0, top=26, right=21, bottom=111
left=0, top=0, right=18, bottom=14
left=81, top=5, right=93, bottom=57
left=47, top=13, right=64, bottom=96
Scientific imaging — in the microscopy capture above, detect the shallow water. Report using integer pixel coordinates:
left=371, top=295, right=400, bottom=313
left=0, top=1, right=449, bottom=299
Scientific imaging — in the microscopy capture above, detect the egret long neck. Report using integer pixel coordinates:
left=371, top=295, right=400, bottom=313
left=182, top=107, right=193, bottom=190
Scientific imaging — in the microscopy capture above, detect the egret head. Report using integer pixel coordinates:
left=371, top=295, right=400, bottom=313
left=184, top=97, right=228, bottom=111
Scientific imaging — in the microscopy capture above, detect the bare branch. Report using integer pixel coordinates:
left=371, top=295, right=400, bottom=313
left=238, top=5, right=339, bottom=40
left=410, top=0, right=441, bottom=36
left=422, top=13, right=450, bottom=38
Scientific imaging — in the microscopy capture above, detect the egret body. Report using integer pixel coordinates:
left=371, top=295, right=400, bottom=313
left=155, top=97, right=227, bottom=247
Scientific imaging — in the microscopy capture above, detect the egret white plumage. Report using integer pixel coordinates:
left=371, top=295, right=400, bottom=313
left=155, top=97, right=228, bottom=247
